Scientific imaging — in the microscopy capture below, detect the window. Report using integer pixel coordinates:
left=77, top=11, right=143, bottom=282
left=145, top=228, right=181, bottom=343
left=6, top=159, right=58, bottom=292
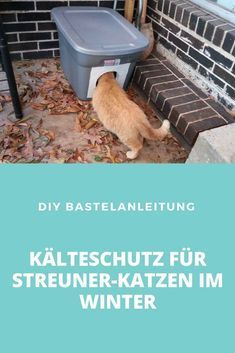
left=191, top=0, right=235, bottom=24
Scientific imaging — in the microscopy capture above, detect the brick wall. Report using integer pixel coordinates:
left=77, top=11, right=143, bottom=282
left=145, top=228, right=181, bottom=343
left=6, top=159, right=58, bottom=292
left=1, top=0, right=235, bottom=110
left=147, top=0, right=235, bottom=110
left=0, top=0, right=125, bottom=60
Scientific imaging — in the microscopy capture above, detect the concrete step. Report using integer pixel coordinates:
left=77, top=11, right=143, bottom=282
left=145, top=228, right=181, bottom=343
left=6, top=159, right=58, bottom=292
left=0, top=66, right=9, bottom=93
left=186, top=123, right=235, bottom=163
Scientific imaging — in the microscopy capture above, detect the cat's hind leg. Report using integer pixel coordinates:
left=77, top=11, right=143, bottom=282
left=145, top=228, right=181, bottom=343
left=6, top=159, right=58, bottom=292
left=124, top=136, right=143, bottom=160
left=126, top=150, right=139, bottom=159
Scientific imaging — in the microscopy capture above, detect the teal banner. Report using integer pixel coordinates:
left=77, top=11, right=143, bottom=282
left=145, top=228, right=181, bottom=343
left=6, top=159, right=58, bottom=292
left=0, top=165, right=234, bottom=352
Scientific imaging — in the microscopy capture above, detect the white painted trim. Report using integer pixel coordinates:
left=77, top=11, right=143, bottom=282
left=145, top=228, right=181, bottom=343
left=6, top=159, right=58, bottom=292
left=190, top=0, right=235, bottom=25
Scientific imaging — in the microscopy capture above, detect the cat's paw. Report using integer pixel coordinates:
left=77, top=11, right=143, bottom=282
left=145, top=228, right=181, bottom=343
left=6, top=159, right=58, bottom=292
left=162, top=119, right=170, bottom=132
left=126, top=150, right=138, bottom=159
left=160, top=120, right=170, bottom=140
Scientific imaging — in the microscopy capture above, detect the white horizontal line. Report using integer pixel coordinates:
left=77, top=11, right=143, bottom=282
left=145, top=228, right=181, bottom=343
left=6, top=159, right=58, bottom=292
left=183, top=115, right=221, bottom=135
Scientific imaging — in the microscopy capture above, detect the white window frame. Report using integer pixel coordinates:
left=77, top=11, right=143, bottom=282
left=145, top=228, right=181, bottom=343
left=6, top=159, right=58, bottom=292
left=190, top=0, right=235, bottom=25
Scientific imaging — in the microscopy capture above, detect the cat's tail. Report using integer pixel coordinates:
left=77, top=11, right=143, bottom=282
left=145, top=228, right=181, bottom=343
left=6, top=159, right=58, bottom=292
left=139, top=119, right=170, bottom=140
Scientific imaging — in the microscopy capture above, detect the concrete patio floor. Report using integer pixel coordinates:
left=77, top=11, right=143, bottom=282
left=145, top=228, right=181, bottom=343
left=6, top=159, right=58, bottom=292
left=0, top=58, right=188, bottom=163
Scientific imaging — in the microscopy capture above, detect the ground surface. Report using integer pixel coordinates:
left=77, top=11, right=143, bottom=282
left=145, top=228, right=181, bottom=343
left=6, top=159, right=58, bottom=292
left=0, top=58, right=188, bottom=163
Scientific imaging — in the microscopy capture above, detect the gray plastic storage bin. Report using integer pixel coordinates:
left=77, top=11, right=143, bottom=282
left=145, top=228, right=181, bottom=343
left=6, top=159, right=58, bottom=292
left=52, top=7, right=149, bottom=100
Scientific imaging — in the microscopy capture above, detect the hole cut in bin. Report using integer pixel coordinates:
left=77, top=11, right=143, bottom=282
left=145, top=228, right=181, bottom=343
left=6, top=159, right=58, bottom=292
left=96, top=71, right=117, bottom=85
left=87, top=63, right=131, bottom=98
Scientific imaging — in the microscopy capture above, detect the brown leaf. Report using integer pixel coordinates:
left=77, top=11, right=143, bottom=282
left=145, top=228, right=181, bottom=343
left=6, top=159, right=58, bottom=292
left=1, top=95, right=12, bottom=102
left=40, top=129, right=55, bottom=141
left=83, top=133, right=103, bottom=146
left=64, top=105, right=80, bottom=113
left=15, top=115, right=34, bottom=125
left=74, top=116, right=82, bottom=132
left=79, top=112, right=88, bottom=120
left=33, top=72, right=49, bottom=79
left=47, top=103, right=55, bottom=109
left=31, top=103, right=46, bottom=111
left=105, top=145, right=116, bottom=163
left=84, top=120, right=97, bottom=130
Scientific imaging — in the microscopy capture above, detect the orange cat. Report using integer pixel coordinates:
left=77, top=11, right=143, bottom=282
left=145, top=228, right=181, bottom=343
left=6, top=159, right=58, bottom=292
left=92, top=72, right=170, bottom=159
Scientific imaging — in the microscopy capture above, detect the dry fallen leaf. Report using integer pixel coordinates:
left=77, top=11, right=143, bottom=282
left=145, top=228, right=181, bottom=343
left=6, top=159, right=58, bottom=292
left=83, top=133, right=103, bottom=146
left=31, top=102, right=46, bottom=111
left=1, top=94, right=12, bottom=102
left=84, top=119, right=97, bottom=130
left=74, top=115, right=82, bottom=132
left=40, top=129, right=55, bottom=141
left=105, top=145, right=116, bottom=163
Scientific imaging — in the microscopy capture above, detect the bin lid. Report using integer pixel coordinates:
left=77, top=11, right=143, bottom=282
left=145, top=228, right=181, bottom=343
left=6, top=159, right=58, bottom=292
left=52, top=7, right=149, bottom=56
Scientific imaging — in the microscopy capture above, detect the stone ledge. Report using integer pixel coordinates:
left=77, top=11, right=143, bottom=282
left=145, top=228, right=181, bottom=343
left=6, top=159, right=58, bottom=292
left=132, top=51, right=234, bottom=146
left=186, top=123, right=235, bottom=163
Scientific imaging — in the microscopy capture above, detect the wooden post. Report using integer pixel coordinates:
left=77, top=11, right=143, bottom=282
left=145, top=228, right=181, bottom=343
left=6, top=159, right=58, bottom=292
left=124, top=0, right=135, bottom=23
left=141, top=0, right=147, bottom=24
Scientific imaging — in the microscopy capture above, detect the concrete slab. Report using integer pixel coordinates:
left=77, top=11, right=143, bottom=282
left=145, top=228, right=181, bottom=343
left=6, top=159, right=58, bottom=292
left=0, top=67, right=9, bottom=93
left=187, top=123, right=235, bottom=163
left=0, top=58, right=188, bottom=164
